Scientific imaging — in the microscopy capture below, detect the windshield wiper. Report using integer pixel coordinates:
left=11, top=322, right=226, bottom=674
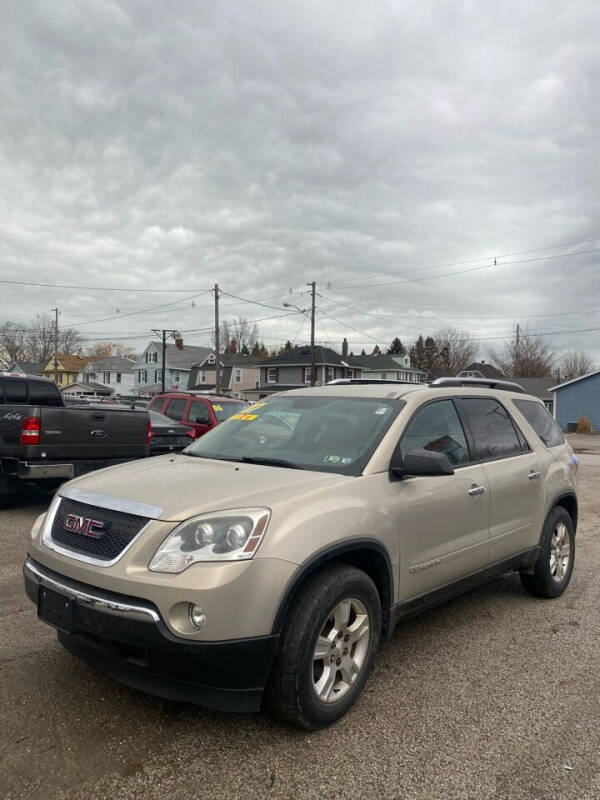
left=239, top=456, right=305, bottom=470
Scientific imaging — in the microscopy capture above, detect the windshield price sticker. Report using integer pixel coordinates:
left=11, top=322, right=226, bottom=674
left=212, top=404, right=223, bottom=411
left=230, top=413, right=259, bottom=421
left=375, top=407, right=389, bottom=415
left=323, top=455, right=352, bottom=465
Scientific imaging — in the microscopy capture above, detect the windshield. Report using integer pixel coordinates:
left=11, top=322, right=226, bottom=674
left=211, top=401, right=246, bottom=422
left=185, top=395, right=404, bottom=475
left=150, top=410, right=178, bottom=425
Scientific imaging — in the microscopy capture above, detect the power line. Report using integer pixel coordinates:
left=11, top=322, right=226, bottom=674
left=331, top=235, right=600, bottom=287
left=336, top=247, right=600, bottom=291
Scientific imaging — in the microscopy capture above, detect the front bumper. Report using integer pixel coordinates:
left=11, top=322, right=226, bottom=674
left=23, top=557, right=279, bottom=712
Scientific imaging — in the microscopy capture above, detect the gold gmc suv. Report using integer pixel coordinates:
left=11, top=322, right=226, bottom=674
left=24, top=378, right=579, bottom=729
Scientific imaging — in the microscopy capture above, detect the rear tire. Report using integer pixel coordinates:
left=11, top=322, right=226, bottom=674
left=264, top=563, right=381, bottom=730
left=520, top=506, right=575, bottom=598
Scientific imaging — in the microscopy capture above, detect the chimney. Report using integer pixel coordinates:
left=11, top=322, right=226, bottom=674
left=230, top=338, right=237, bottom=354
left=342, top=338, right=348, bottom=359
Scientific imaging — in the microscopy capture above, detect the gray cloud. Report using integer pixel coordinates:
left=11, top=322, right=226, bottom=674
left=1, top=0, right=600, bottom=360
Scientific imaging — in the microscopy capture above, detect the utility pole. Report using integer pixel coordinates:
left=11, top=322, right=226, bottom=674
left=515, top=323, right=520, bottom=376
left=161, top=330, right=167, bottom=393
left=51, top=307, right=59, bottom=383
left=151, top=329, right=182, bottom=394
left=309, top=281, right=316, bottom=386
left=214, top=283, right=221, bottom=395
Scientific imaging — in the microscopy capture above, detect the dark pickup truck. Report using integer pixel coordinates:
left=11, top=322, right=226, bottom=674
left=0, top=373, right=150, bottom=499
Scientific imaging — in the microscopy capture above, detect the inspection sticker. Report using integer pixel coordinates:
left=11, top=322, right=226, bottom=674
left=230, top=413, right=258, bottom=421
left=323, top=455, right=353, bottom=464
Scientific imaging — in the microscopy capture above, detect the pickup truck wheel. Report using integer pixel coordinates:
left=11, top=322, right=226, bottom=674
left=264, top=563, right=381, bottom=729
left=520, top=507, right=575, bottom=598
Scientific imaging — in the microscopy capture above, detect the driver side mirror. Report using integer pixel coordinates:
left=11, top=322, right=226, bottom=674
left=390, top=448, right=455, bottom=477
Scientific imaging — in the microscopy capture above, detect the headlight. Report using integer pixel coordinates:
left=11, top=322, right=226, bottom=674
left=148, top=508, right=270, bottom=573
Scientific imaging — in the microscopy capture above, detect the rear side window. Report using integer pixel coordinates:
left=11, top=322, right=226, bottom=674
left=460, top=398, right=525, bottom=460
left=3, top=379, right=27, bottom=404
left=513, top=399, right=565, bottom=447
left=165, top=398, right=187, bottom=421
left=400, top=399, right=470, bottom=465
left=27, top=380, right=62, bottom=406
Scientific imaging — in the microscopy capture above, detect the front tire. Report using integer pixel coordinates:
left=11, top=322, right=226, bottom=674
left=520, top=506, right=575, bottom=598
left=264, top=563, right=381, bottom=729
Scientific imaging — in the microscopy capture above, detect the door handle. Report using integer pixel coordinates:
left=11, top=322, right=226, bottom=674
left=468, top=484, right=487, bottom=496
left=528, top=470, right=541, bottom=480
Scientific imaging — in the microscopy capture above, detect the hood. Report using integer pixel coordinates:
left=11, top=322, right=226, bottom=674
left=61, top=454, right=347, bottom=521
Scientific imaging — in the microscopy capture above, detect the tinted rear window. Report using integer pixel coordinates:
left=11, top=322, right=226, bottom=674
left=27, top=379, right=62, bottom=406
left=3, top=379, right=27, bottom=404
left=460, top=397, right=526, bottom=460
left=513, top=399, right=565, bottom=447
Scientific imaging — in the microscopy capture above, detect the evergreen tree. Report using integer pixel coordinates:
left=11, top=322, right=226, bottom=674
left=241, top=343, right=250, bottom=356
left=387, top=337, right=406, bottom=355
left=410, top=335, right=426, bottom=369
left=423, top=336, right=439, bottom=371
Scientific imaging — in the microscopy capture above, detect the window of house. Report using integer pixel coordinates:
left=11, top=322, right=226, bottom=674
left=172, top=371, right=179, bottom=383
left=235, top=368, right=242, bottom=383
left=116, top=373, right=121, bottom=383
left=326, top=367, right=334, bottom=383
left=153, top=352, right=158, bottom=363
left=208, top=354, right=216, bottom=364
left=267, top=368, right=277, bottom=384
left=139, top=370, right=147, bottom=383
left=400, top=400, right=470, bottom=466
left=303, top=367, right=311, bottom=383
left=380, top=372, right=386, bottom=380
left=201, top=370, right=207, bottom=383
left=103, top=372, right=110, bottom=384
left=460, top=398, right=526, bottom=460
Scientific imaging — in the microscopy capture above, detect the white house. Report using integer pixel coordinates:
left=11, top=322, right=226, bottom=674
left=83, top=356, right=137, bottom=396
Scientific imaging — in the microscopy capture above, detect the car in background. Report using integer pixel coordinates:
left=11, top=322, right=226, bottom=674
left=148, top=392, right=247, bottom=438
left=148, top=410, right=195, bottom=455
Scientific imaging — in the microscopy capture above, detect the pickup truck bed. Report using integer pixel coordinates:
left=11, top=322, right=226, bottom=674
left=0, top=374, right=149, bottom=498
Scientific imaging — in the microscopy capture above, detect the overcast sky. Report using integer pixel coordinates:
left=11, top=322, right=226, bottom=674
left=2, top=0, right=600, bottom=361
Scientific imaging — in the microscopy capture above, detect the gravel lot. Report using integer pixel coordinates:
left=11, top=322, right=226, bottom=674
left=2, top=463, right=600, bottom=800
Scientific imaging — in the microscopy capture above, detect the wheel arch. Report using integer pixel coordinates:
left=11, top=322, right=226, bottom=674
left=271, top=538, right=395, bottom=641
left=549, top=491, right=578, bottom=534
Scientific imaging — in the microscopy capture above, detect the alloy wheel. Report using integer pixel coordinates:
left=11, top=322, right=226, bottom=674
left=549, top=522, right=571, bottom=582
left=312, top=597, right=370, bottom=704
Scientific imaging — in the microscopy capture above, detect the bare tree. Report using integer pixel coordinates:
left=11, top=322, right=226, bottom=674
left=212, top=317, right=259, bottom=352
left=86, top=341, right=138, bottom=359
left=0, top=322, right=28, bottom=364
left=488, top=324, right=554, bottom=378
left=434, top=327, right=477, bottom=374
left=560, top=350, right=596, bottom=382
left=0, top=315, right=84, bottom=366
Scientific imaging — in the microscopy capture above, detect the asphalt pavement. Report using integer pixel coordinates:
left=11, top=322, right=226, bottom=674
left=1, top=465, right=599, bottom=800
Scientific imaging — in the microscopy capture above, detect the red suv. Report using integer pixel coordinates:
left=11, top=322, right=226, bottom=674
left=148, top=393, right=247, bottom=438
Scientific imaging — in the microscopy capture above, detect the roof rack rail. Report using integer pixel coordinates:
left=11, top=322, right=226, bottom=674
left=429, top=377, right=526, bottom=393
left=327, top=378, right=417, bottom=385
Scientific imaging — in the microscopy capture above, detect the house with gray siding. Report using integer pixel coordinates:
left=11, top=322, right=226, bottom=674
left=245, top=345, right=359, bottom=401
left=550, top=370, right=600, bottom=432
left=134, top=341, right=213, bottom=395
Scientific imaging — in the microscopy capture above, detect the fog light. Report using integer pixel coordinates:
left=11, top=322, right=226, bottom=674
left=189, top=604, right=207, bottom=630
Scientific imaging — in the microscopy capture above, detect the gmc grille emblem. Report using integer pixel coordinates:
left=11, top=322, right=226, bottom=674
left=63, top=513, right=109, bottom=539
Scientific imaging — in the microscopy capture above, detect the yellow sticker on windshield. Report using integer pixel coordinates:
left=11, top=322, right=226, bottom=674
left=246, top=401, right=267, bottom=413
left=230, top=413, right=258, bottom=421
left=212, top=404, right=223, bottom=411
